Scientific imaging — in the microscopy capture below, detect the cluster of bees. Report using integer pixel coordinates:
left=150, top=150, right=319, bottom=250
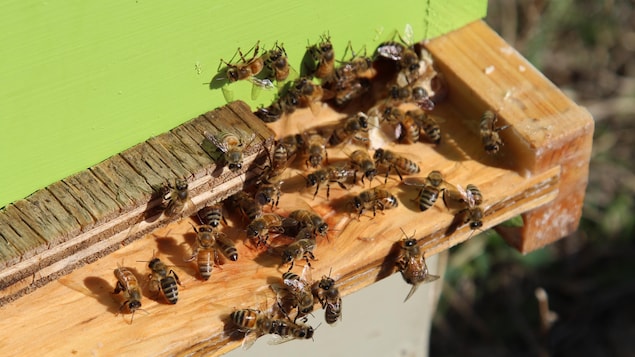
left=110, top=32, right=511, bottom=349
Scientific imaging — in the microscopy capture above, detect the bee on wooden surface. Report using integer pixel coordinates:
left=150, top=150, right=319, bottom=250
left=228, top=191, right=263, bottom=222
left=254, top=180, right=282, bottom=209
left=288, top=209, right=329, bottom=237
left=230, top=309, right=315, bottom=349
left=382, top=108, right=420, bottom=144
left=373, top=148, right=420, bottom=183
left=147, top=257, right=181, bottom=305
left=349, top=149, right=377, bottom=184
left=307, top=35, right=335, bottom=80
left=300, top=129, right=328, bottom=168
left=204, top=129, right=255, bottom=172
left=352, top=187, right=399, bottom=218
left=387, top=85, right=435, bottom=111
left=246, top=213, right=285, bottom=247
left=443, top=183, right=484, bottom=230
left=404, top=170, right=444, bottom=212
left=197, top=203, right=227, bottom=229
left=323, top=47, right=372, bottom=105
left=113, top=267, right=144, bottom=324
left=312, top=269, right=342, bottom=325
left=480, top=110, right=510, bottom=154
left=212, top=234, right=238, bottom=264
left=288, top=77, right=325, bottom=113
left=161, top=178, right=190, bottom=217
left=274, top=266, right=315, bottom=321
left=406, top=109, right=441, bottom=145
left=259, top=140, right=294, bottom=183
left=254, top=90, right=299, bottom=123
left=328, top=112, right=370, bottom=148
left=396, top=230, right=440, bottom=302
left=188, top=225, right=221, bottom=280
left=281, top=238, right=316, bottom=271
left=304, top=164, right=355, bottom=199
left=278, top=134, right=304, bottom=160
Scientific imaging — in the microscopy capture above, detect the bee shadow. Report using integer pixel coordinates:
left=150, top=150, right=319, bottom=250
left=376, top=241, right=400, bottom=282
left=394, top=183, right=420, bottom=212
left=253, top=246, right=282, bottom=268
left=83, top=276, right=120, bottom=315
left=209, top=70, right=229, bottom=90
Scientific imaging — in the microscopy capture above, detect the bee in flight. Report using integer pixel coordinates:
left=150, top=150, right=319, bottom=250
left=204, top=129, right=255, bottom=172
left=147, top=257, right=182, bottom=305
left=112, top=266, right=145, bottom=324
left=396, top=229, right=440, bottom=302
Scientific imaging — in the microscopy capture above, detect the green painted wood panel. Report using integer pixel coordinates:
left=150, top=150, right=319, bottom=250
left=0, top=1, right=486, bottom=208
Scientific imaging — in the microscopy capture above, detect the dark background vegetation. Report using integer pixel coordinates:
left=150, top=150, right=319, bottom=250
left=431, top=1, right=635, bottom=356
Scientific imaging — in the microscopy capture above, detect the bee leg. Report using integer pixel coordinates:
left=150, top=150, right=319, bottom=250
left=169, top=270, right=182, bottom=286
left=113, top=281, right=124, bottom=294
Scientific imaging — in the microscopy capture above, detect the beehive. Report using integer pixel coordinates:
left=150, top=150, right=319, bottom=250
left=0, top=20, right=593, bottom=356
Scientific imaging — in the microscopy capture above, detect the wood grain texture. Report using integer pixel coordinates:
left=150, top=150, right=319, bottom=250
left=0, top=21, right=590, bottom=356
left=0, top=102, right=274, bottom=304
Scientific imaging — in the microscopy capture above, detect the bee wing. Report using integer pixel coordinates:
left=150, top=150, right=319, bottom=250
left=240, top=331, right=259, bottom=350
left=300, top=264, right=313, bottom=285
left=403, top=24, right=414, bottom=45
left=221, top=85, right=235, bottom=103
left=402, top=177, right=427, bottom=187
left=203, top=130, right=229, bottom=153
left=403, top=283, right=420, bottom=302
left=250, top=78, right=274, bottom=100
left=267, top=335, right=299, bottom=346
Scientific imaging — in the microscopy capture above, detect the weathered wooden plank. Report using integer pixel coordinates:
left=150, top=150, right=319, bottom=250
left=62, top=171, right=123, bottom=224
left=46, top=182, right=95, bottom=232
left=0, top=206, right=48, bottom=258
left=11, top=191, right=74, bottom=245
left=170, top=125, right=216, bottom=167
left=147, top=133, right=203, bottom=179
left=0, top=223, right=23, bottom=268
left=120, top=143, right=175, bottom=190
left=90, top=155, right=150, bottom=207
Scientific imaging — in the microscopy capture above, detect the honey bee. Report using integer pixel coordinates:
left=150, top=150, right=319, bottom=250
left=375, top=41, right=421, bottom=83
left=305, top=164, right=355, bottom=199
left=396, top=230, right=440, bottom=302
left=312, top=269, right=342, bottom=325
left=276, top=266, right=315, bottom=320
left=230, top=309, right=315, bottom=349
left=218, top=234, right=239, bottom=262
left=323, top=47, right=372, bottom=105
left=188, top=225, right=221, bottom=280
left=480, top=110, right=510, bottom=154
left=113, top=267, right=143, bottom=323
left=204, top=130, right=255, bottom=172
left=404, top=170, right=444, bottom=212
left=288, top=77, right=325, bottom=112
left=254, top=90, right=299, bottom=123
left=197, top=203, right=227, bottom=229
left=443, top=184, right=484, bottom=229
left=288, top=209, right=329, bottom=237
left=328, top=112, right=370, bottom=148
left=228, top=191, right=263, bottom=222
left=147, top=257, right=182, bottom=305
left=395, top=111, right=420, bottom=144
left=406, top=109, right=441, bottom=145
left=220, top=42, right=265, bottom=83
left=300, top=129, right=328, bottom=168
left=281, top=238, right=316, bottom=271
left=349, top=149, right=377, bottom=184
left=254, top=180, right=282, bottom=209
left=246, top=213, right=285, bottom=247
left=387, top=85, right=435, bottom=111
left=373, top=148, right=420, bottom=183
left=219, top=42, right=269, bottom=101
left=262, top=42, right=293, bottom=84
left=307, top=35, right=335, bottom=80
left=259, top=140, right=294, bottom=183
left=352, top=187, right=399, bottom=218
left=162, top=178, right=190, bottom=217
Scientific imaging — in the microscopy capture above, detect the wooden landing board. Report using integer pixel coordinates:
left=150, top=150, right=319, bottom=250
left=0, top=20, right=592, bottom=356
left=0, top=101, right=275, bottom=305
